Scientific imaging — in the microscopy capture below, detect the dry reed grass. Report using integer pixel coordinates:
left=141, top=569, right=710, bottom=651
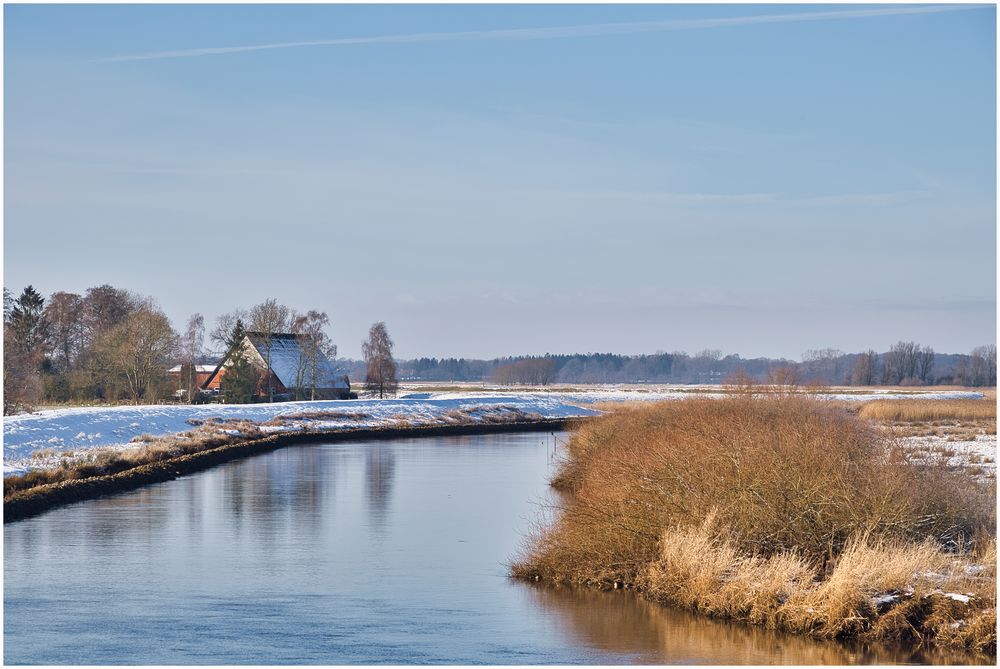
left=637, top=518, right=993, bottom=650
left=860, top=399, right=997, bottom=423
left=264, top=410, right=372, bottom=423
left=513, top=396, right=996, bottom=653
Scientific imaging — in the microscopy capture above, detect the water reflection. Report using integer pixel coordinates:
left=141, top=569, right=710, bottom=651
left=523, top=583, right=988, bottom=665
left=219, top=448, right=334, bottom=526
left=365, top=445, right=396, bottom=529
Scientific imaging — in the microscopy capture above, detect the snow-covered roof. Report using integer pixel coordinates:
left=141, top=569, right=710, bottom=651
left=245, top=333, right=348, bottom=390
left=168, top=364, right=219, bottom=374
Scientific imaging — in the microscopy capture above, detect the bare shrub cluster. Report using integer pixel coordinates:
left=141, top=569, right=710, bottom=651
left=513, top=396, right=995, bottom=653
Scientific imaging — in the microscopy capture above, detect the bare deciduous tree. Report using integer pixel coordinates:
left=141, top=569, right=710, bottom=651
left=4, top=327, right=42, bottom=414
left=916, top=345, right=935, bottom=384
left=363, top=321, right=398, bottom=399
left=767, top=364, right=800, bottom=389
left=44, top=292, right=84, bottom=372
left=849, top=350, right=879, bottom=386
left=882, top=341, right=919, bottom=385
left=800, top=348, right=845, bottom=385
left=210, top=309, right=247, bottom=356
left=291, top=310, right=337, bottom=400
left=99, top=304, right=178, bottom=403
left=181, top=313, right=205, bottom=403
left=248, top=299, right=291, bottom=402
left=968, top=344, right=997, bottom=387
left=81, top=285, right=137, bottom=350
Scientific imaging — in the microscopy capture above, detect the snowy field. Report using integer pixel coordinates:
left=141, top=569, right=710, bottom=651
left=3, top=386, right=986, bottom=477
left=397, top=385, right=986, bottom=404
left=2, top=396, right=598, bottom=475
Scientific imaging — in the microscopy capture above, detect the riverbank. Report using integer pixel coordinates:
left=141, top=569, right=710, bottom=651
left=512, top=396, right=996, bottom=657
left=4, top=417, right=583, bottom=523
left=3, top=395, right=601, bottom=473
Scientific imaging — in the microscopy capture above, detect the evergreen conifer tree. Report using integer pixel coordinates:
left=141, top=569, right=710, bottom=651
left=10, top=285, right=48, bottom=355
left=220, top=319, right=259, bottom=403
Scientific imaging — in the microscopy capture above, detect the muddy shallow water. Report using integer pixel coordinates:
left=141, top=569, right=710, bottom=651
left=3, top=431, right=983, bottom=664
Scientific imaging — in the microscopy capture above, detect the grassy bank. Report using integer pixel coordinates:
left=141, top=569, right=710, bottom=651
left=512, top=396, right=996, bottom=655
left=5, top=417, right=578, bottom=523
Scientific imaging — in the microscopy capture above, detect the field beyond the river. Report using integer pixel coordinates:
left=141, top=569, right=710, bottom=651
left=4, top=383, right=988, bottom=478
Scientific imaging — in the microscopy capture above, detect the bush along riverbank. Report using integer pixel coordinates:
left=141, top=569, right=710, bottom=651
left=5, top=412, right=584, bottom=523
left=511, top=396, right=996, bottom=657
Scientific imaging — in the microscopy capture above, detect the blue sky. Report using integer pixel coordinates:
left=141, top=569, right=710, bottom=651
left=4, top=3, right=996, bottom=359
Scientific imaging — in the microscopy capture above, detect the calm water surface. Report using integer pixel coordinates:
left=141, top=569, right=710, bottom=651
left=3, top=432, right=977, bottom=664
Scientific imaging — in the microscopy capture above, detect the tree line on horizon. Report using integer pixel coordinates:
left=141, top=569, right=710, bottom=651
left=3, top=283, right=995, bottom=414
left=353, top=344, right=996, bottom=388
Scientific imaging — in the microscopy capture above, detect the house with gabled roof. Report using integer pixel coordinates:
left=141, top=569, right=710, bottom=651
left=202, top=332, right=350, bottom=401
left=168, top=364, right=218, bottom=389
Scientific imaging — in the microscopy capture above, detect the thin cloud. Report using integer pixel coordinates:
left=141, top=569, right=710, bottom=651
left=95, top=4, right=986, bottom=63
left=538, top=189, right=931, bottom=207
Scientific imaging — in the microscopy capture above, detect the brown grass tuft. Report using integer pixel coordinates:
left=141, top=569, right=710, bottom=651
left=783, top=536, right=947, bottom=638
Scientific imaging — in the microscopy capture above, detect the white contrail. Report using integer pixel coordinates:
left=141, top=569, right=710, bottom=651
left=95, top=4, right=987, bottom=63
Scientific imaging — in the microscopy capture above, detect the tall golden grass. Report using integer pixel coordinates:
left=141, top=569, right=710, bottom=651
left=513, top=396, right=996, bottom=653
left=859, top=399, right=997, bottom=422
left=638, top=518, right=995, bottom=653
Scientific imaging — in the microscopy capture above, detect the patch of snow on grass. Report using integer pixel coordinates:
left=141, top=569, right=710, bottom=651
left=900, top=434, right=996, bottom=475
left=3, top=396, right=599, bottom=476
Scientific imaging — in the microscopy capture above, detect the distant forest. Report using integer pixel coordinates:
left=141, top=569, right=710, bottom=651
left=339, top=344, right=997, bottom=388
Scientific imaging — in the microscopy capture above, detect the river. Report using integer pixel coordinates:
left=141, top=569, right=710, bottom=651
left=3, top=431, right=976, bottom=664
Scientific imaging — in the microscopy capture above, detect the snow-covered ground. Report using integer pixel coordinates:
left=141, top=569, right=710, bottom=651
left=3, top=386, right=985, bottom=477
left=900, top=434, right=997, bottom=475
left=2, top=396, right=598, bottom=475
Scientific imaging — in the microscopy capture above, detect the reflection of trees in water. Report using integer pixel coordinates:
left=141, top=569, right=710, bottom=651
left=222, top=450, right=331, bottom=536
left=365, top=446, right=396, bottom=528
left=522, top=582, right=980, bottom=665
left=291, top=447, right=325, bottom=522
left=75, top=487, right=171, bottom=548
left=222, top=465, right=247, bottom=528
